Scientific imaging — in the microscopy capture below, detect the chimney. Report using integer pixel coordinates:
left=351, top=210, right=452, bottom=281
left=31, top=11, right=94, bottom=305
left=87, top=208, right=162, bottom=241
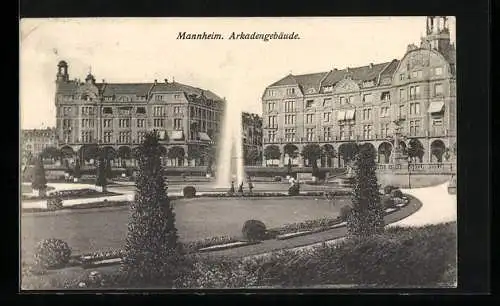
left=102, top=79, right=105, bottom=83
left=333, top=68, right=338, bottom=71
left=346, top=67, right=350, bottom=73
left=369, top=63, right=374, bottom=69
left=164, top=78, right=168, bottom=83
left=154, top=79, right=157, bottom=85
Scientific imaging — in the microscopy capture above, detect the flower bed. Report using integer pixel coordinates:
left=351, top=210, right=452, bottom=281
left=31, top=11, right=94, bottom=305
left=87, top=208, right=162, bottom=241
left=22, top=189, right=120, bottom=201
left=22, top=200, right=130, bottom=213
left=182, top=235, right=241, bottom=253
left=198, top=241, right=261, bottom=253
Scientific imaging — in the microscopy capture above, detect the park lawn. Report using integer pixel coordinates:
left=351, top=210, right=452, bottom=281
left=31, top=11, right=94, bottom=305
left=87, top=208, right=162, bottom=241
left=21, top=196, right=347, bottom=264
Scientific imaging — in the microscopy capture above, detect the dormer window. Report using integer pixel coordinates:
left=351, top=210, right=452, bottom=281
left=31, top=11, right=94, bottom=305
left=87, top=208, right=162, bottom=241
left=305, top=100, right=314, bottom=108
left=155, top=95, right=164, bottom=101
left=286, top=88, right=295, bottom=95
left=174, top=94, right=181, bottom=99
left=323, top=86, right=333, bottom=93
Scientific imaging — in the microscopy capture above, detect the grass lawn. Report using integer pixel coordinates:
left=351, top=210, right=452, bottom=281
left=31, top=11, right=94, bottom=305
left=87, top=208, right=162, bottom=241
left=21, top=196, right=348, bottom=263
left=21, top=185, right=55, bottom=194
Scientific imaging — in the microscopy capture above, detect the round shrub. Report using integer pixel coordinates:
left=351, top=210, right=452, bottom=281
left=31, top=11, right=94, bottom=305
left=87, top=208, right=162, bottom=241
left=384, top=185, right=396, bottom=195
left=339, top=205, right=353, bottom=221
left=242, top=220, right=267, bottom=241
left=34, top=238, right=71, bottom=269
left=273, top=176, right=282, bottom=182
left=382, top=195, right=395, bottom=209
left=183, top=186, right=196, bottom=198
left=46, top=197, right=63, bottom=211
left=390, top=189, right=403, bottom=199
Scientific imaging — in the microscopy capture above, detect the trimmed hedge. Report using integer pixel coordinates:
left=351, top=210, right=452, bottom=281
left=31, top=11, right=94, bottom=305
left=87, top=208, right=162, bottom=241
left=242, top=220, right=267, bottom=241
left=183, top=186, right=196, bottom=198
left=34, top=239, right=72, bottom=269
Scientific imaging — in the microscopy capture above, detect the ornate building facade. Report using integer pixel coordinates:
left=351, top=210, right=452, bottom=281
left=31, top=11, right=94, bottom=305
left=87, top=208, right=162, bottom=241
left=21, top=128, right=58, bottom=163
left=242, top=112, right=263, bottom=165
left=261, top=16, right=456, bottom=167
left=54, top=61, right=225, bottom=166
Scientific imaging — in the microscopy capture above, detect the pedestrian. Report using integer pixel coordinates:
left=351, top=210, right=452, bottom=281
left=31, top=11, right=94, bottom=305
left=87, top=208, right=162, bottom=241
left=230, top=181, right=235, bottom=194
left=238, top=181, right=244, bottom=194
left=248, top=177, right=254, bottom=193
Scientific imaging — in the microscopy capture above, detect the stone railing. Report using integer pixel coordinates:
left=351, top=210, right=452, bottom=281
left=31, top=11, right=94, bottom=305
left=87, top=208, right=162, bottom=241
left=377, top=162, right=456, bottom=174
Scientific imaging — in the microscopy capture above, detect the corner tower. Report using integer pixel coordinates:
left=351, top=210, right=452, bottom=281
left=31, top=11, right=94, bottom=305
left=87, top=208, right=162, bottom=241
left=56, top=60, right=69, bottom=83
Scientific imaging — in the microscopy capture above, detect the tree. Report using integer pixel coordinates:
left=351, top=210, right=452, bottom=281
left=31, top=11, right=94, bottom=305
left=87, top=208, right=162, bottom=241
left=167, top=146, right=185, bottom=166
left=407, top=139, right=424, bottom=162
left=301, top=144, right=321, bottom=167
left=95, top=156, right=107, bottom=192
left=321, top=145, right=336, bottom=167
left=339, top=142, right=359, bottom=165
left=187, top=145, right=202, bottom=166
left=31, top=156, right=47, bottom=197
left=123, top=132, right=179, bottom=283
left=82, top=145, right=100, bottom=162
left=105, top=158, right=113, bottom=179
left=346, top=143, right=385, bottom=238
left=263, top=145, right=281, bottom=163
left=244, top=146, right=259, bottom=166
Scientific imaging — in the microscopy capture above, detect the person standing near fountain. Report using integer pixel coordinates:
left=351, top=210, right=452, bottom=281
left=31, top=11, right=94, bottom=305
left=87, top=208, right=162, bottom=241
left=248, top=176, right=254, bottom=193
left=238, top=181, right=244, bottom=194
left=230, top=181, right=235, bottom=194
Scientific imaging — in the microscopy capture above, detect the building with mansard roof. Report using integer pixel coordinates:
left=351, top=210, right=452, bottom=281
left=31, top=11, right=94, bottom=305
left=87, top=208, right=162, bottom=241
left=54, top=62, right=227, bottom=167
left=261, top=16, right=456, bottom=167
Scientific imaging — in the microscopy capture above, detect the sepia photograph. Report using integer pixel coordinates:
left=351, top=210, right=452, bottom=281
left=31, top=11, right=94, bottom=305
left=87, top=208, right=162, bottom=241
left=20, top=17, right=457, bottom=290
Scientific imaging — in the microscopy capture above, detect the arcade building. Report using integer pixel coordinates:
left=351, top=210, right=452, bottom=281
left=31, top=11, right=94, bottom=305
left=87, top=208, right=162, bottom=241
left=261, top=16, right=456, bottom=167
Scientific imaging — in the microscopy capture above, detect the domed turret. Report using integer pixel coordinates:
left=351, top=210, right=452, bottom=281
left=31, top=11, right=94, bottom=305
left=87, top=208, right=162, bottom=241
left=56, top=60, right=69, bottom=82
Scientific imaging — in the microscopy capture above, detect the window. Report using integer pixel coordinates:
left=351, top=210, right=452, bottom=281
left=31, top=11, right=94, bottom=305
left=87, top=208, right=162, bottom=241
left=155, top=95, right=164, bottom=101
left=399, top=88, right=406, bottom=100
left=323, top=86, right=333, bottom=93
left=81, top=106, right=94, bottom=115
left=284, top=114, right=296, bottom=125
left=103, top=119, right=112, bottom=128
left=136, top=119, right=145, bottom=128
left=153, top=119, right=164, bottom=128
left=286, top=88, right=296, bottom=95
left=411, top=70, right=422, bottom=78
left=339, top=125, right=346, bottom=140
left=409, top=86, right=420, bottom=100
left=174, top=106, right=181, bottom=114
left=380, top=106, right=389, bottom=118
left=432, top=119, right=443, bottom=126
left=136, top=107, right=146, bottom=114
left=348, top=124, right=355, bottom=140
left=410, top=102, right=421, bottom=115
left=268, top=116, right=277, bottom=128
left=174, top=94, right=181, bottom=99
left=284, top=128, right=296, bottom=142
left=323, top=112, right=331, bottom=122
left=348, top=96, right=354, bottom=104
left=81, top=119, right=94, bottom=128
left=362, top=94, right=373, bottom=103
left=306, top=128, right=315, bottom=141
left=434, top=83, right=444, bottom=96
left=305, top=100, right=314, bottom=108
left=268, top=102, right=276, bottom=112
left=119, top=119, right=130, bottom=128
left=323, top=127, right=331, bottom=141
left=63, top=106, right=72, bottom=116
left=434, top=67, right=443, bottom=76
left=103, top=107, right=113, bottom=114
left=63, top=119, right=71, bottom=128
left=118, top=132, right=131, bottom=144
left=362, top=108, right=372, bottom=120
left=306, top=114, right=314, bottom=124
left=153, top=106, right=164, bottom=116
left=381, top=91, right=391, bottom=101
left=380, top=122, right=390, bottom=138
left=284, top=100, right=295, bottom=112
left=323, top=98, right=332, bottom=107
left=268, top=130, right=277, bottom=142
left=399, top=73, right=405, bottom=81
left=268, top=89, right=276, bottom=97
left=103, top=131, right=113, bottom=143
left=363, top=125, right=373, bottom=139
left=137, top=132, right=146, bottom=143
left=409, top=120, right=421, bottom=136
left=340, top=97, right=346, bottom=105
left=399, top=105, right=406, bottom=118
left=173, top=119, right=182, bottom=130
left=81, top=131, right=93, bottom=143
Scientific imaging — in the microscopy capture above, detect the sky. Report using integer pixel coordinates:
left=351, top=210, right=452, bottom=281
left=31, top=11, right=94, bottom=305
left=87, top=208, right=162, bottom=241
left=20, top=17, right=455, bottom=129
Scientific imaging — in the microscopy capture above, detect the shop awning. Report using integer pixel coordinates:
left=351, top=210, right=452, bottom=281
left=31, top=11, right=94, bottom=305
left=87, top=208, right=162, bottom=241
left=345, top=109, right=356, bottom=120
left=170, top=130, right=184, bottom=140
left=198, top=132, right=211, bottom=141
left=337, top=111, right=346, bottom=121
left=428, top=101, right=445, bottom=113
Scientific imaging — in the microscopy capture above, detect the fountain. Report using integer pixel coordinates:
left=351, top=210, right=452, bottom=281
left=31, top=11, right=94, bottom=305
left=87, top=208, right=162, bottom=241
left=214, top=99, right=245, bottom=188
